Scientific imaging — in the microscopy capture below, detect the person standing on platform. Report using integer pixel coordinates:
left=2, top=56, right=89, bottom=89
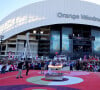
left=25, top=61, right=30, bottom=76
left=16, top=60, right=24, bottom=79
left=48, top=60, right=52, bottom=74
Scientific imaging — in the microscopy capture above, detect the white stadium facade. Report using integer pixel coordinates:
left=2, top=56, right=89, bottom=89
left=0, top=0, right=100, bottom=59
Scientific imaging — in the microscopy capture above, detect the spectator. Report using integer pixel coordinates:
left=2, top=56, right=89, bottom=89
left=41, top=61, right=45, bottom=74
left=70, top=62, right=73, bottom=71
left=25, top=61, right=30, bottom=76
left=16, top=60, right=24, bottom=79
left=1, top=64, right=6, bottom=74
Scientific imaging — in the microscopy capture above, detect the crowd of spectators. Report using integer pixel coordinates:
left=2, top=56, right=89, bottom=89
left=0, top=59, right=69, bottom=74
left=0, top=57, right=100, bottom=74
left=73, top=60, right=100, bottom=72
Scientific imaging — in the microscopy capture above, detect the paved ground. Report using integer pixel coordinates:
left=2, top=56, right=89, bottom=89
left=0, top=70, right=100, bottom=90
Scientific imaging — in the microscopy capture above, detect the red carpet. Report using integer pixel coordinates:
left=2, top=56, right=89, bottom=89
left=0, top=70, right=100, bottom=90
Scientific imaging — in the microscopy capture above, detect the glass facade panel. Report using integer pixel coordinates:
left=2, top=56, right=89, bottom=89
left=50, top=30, right=60, bottom=53
left=91, top=30, right=100, bottom=53
left=62, top=27, right=72, bottom=52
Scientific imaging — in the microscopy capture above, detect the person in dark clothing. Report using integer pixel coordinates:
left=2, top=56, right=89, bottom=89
left=76, top=61, right=80, bottom=70
left=70, top=62, right=73, bottom=71
left=41, top=61, right=45, bottom=74
left=46, top=61, right=49, bottom=70
left=16, top=61, right=24, bottom=79
left=25, top=61, right=30, bottom=76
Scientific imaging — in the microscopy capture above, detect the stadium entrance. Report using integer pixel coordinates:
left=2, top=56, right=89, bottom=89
left=50, top=24, right=95, bottom=59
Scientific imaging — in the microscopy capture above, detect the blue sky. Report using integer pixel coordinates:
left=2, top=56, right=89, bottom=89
left=0, top=0, right=100, bottom=21
left=0, top=0, right=44, bottom=21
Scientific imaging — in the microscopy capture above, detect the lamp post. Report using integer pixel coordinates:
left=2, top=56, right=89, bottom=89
left=0, top=35, right=4, bottom=59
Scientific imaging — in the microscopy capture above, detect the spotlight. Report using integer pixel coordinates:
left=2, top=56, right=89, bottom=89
left=40, top=31, right=43, bottom=34
left=33, top=30, right=36, bottom=34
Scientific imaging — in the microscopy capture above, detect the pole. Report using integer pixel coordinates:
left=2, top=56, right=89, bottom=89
left=0, top=39, right=1, bottom=59
left=0, top=35, right=4, bottom=59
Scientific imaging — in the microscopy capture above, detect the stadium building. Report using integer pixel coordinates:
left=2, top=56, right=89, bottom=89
left=0, top=0, right=100, bottom=59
